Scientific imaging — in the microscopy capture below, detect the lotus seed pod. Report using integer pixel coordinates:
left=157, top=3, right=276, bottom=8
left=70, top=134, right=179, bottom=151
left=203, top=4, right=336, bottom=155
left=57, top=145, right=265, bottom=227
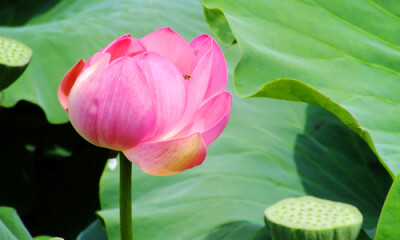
left=264, top=196, right=363, bottom=240
left=0, top=36, right=32, bottom=90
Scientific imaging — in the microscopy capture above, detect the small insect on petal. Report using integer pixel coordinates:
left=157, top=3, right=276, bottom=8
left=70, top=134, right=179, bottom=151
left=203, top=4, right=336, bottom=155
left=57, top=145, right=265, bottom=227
left=183, top=74, right=192, bottom=80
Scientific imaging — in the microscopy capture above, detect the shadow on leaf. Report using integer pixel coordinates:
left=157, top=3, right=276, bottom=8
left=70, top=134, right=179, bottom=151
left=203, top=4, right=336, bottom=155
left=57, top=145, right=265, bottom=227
left=294, top=105, right=391, bottom=237
left=0, top=101, right=109, bottom=239
left=0, top=0, right=61, bottom=26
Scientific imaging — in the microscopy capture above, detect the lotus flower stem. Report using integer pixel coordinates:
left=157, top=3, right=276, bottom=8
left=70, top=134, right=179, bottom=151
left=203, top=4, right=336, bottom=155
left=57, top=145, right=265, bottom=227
left=120, top=153, right=133, bottom=240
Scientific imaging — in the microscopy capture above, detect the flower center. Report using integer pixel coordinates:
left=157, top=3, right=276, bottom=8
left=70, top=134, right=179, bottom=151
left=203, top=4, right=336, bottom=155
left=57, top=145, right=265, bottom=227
left=183, top=74, right=191, bottom=80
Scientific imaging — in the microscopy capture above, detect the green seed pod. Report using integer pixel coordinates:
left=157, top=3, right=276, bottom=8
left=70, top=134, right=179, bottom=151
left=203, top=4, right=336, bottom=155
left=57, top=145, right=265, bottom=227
left=264, top=196, right=363, bottom=240
left=0, top=36, right=32, bottom=91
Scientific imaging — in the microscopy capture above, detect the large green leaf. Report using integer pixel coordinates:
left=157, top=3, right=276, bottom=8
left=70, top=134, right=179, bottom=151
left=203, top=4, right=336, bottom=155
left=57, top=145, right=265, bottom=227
left=0, top=0, right=208, bottom=124
left=0, top=207, right=31, bottom=240
left=97, top=43, right=391, bottom=239
left=97, top=90, right=390, bottom=240
left=201, top=0, right=400, bottom=177
left=375, top=172, right=400, bottom=239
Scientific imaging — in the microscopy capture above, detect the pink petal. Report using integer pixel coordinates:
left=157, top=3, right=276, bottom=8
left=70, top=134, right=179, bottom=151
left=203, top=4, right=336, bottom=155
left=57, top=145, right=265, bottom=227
left=94, top=55, right=157, bottom=150
left=140, top=27, right=195, bottom=74
left=58, top=58, right=85, bottom=112
left=177, top=92, right=231, bottom=147
left=81, top=51, right=110, bottom=73
left=101, top=34, right=146, bottom=63
left=68, top=53, right=111, bottom=147
left=135, top=52, right=187, bottom=140
left=170, top=38, right=225, bottom=133
left=123, top=133, right=206, bottom=176
left=169, top=49, right=213, bottom=133
left=190, top=34, right=227, bottom=100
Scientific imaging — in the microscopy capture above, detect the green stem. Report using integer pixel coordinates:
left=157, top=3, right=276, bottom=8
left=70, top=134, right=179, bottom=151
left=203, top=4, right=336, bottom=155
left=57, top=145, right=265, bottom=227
left=120, top=153, right=133, bottom=240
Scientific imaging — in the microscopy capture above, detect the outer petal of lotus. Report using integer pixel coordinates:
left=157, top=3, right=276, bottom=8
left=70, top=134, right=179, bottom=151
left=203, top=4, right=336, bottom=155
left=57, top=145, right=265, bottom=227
left=101, top=34, right=146, bottom=63
left=176, top=92, right=232, bottom=147
left=94, top=55, right=158, bottom=150
left=135, top=52, right=187, bottom=140
left=123, top=133, right=206, bottom=176
left=58, top=58, right=85, bottom=112
left=67, top=52, right=111, bottom=147
left=140, top=27, right=195, bottom=75
left=190, top=34, right=227, bottom=100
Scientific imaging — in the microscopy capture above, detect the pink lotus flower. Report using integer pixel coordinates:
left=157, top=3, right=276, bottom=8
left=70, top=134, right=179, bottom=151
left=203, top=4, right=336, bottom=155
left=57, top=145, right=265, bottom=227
left=58, top=27, right=231, bottom=175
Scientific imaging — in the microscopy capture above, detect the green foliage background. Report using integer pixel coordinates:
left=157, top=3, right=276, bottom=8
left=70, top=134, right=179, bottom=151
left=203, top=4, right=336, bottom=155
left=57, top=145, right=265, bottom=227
left=0, top=0, right=397, bottom=239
